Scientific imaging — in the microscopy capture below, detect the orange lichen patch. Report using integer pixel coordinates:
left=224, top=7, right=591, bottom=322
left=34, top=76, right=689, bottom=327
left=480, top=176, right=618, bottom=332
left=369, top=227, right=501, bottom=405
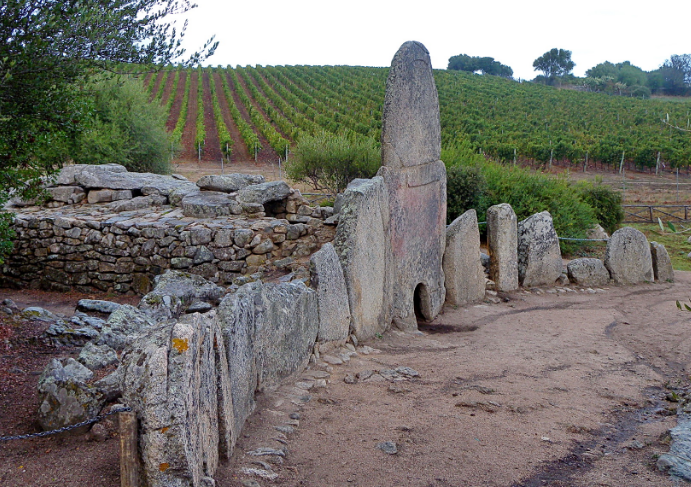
left=172, top=338, right=189, bottom=353
left=159, top=463, right=170, bottom=472
left=161, top=427, right=169, bottom=433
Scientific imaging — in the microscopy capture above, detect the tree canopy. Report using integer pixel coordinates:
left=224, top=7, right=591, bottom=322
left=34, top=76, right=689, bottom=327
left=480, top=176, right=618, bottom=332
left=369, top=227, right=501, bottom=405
left=0, top=0, right=217, bottom=262
left=448, top=54, right=513, bottom=78
left=533, top=48, right=575, bottom=82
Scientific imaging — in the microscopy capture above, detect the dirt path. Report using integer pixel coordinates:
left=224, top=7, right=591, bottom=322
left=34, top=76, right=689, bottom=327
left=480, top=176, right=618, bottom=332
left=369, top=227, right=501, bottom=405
left=217, top=276, right=691, bottom=487
left=181, top=70, right=199, bottom=161
left=201, top=71, right=222, bottom=162
left=2, top=277, right=691, bottom=486
left=213, top=71, right=251, bottom=164
left=166, top=70, right=187, bottom=131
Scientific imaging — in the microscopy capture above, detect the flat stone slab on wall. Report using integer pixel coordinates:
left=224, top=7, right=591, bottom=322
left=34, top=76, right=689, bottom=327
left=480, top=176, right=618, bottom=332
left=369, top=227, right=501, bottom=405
left=604, top=227, right=654, bottom=284
left=333, top=177, right=392, bottom=340
left=487, top=203, right=518, bottom=292
left=517, top=211, right=563, bottom=287
left=443, top=209, right=485, bottom=306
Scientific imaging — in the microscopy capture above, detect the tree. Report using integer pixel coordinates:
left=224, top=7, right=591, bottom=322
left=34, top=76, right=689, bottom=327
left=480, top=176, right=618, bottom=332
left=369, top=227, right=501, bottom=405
left=533, top=48, right=575, bottom=82
left=0, top=0, right=216, bottom=262
left=659, top=54, right=691, bottom=95
left=448, top=53, right=513, bottom=78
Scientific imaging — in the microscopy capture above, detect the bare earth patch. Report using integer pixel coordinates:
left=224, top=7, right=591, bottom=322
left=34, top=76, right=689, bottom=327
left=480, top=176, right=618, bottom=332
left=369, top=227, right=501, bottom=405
left=2, top=275, right=691, bottom=486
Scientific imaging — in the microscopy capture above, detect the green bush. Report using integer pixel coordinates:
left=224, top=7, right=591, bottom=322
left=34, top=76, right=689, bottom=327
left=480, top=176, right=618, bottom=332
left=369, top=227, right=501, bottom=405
left=73, top=75, right=171, bottom=174
left=578, top=184, right=623, bottom=235
left=287, top=132, right=380, bottom=194
left=443, top=141, right=598, bottom=253
left=446, top=164, right=486, bottom=224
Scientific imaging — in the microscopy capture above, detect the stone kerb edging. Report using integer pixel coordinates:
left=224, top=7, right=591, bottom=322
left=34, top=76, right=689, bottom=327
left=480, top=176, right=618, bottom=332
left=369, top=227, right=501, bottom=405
left=1, top=166, right=338, bottom=295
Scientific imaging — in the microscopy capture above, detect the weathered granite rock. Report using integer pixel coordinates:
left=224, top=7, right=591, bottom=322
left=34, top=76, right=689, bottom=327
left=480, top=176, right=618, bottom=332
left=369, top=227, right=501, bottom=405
left=47, top=186, right=86, bottom=204
left=650, top=241, right=674, bottom=282
left=98, top=304, right=156, bottom=350
left=487, top=203, right=518, bottom=292
left=216, top=281, right=318, bottom=437
left=604, top=227, right=654, bottom=284
left=44, top=316, right=102, bottom=347
left=517, top=211, right=563, bottom=287
left=181, top=191, right=243, bottom=218
left=56, top=164, right=127, bottom=186
left=377, top=40, right=446, bottom=330
left=587, top=224, right=609, bottom=240
left=139, top=270, right=224, bottom=322
left=22, top=306, right=60, bottom=322
left=87, top=189, right=133, bottom=204
left=168, top=185, right=201, bottom=207
left=78, top=342, right=119, bottom=370
left=77, top=299, right=122, bottom=314
left=310, top=243, right=351, bottom=342
left=75, top=167, right=187, bottom=193
left=109, top=195, right=166, bottom=212
left=197, top=174, right=265, bottom=192
left=443, top=210, right=485, bottom=306
left=120, top=312, right=234, bottom=487
left=566, top=258, right=610, bottom=287
left=657, top=413, right=691, bottom=481
left=380, top=41, right=440, bottom=168
left=333, top=177, right=392, bottom=340
left=37, top=358, right=105, bottom=432
left=237, top=181, right=291, bottom=205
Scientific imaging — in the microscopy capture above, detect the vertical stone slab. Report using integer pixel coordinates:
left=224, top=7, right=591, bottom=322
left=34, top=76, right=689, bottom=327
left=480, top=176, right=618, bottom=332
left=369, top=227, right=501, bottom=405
left=487, top=203, right=518, bottom=292
left=650, top=241, right=674, bottom=282
left=310, top=242, right=351, bottom=343
left=443, top=209, right=485, bottom=306
left=379, top=41, right=446, bottom=330
left=517, top=211, right=563, bottom=287
left=120, top=311, right=233, bottom=487
left=604, top=227, right=653, bottom=284
left=333, top=177, right=392, bottom=340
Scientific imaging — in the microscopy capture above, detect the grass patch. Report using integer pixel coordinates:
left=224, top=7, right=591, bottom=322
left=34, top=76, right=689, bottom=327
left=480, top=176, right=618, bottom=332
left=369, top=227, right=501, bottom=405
left=628, top=223, right=691, bottom=271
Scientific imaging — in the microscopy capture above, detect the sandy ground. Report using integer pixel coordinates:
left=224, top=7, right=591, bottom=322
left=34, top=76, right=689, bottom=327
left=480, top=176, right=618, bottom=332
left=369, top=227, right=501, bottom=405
left=216, top=274, right=691, bottom=487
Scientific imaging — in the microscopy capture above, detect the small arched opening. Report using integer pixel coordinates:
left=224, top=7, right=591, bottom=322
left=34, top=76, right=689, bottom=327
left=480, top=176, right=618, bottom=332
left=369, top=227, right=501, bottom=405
left=413, top=282, right=432, bottom=322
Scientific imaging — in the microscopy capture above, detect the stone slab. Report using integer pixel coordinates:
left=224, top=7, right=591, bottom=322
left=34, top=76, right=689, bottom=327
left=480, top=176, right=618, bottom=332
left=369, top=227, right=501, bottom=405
left=443, top=209, right=485, bottom=306
left=487, top=203, right=518, bottom=292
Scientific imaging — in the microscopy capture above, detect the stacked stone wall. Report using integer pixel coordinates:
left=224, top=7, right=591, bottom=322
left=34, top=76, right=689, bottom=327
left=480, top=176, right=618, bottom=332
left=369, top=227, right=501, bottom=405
left=2, top=208, right=336, bottom=295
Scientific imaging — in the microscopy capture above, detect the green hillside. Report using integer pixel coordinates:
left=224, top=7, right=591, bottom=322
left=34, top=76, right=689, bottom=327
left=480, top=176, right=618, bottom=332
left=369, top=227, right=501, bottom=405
left=144, top=65, right=691, bottom=169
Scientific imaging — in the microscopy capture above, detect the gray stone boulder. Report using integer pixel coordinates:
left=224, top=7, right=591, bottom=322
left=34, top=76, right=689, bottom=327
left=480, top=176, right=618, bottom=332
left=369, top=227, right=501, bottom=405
left=604, top=227, right=654, bottom=284
left=587, top=224, right=609, bottom=240
left=77, top=299, right=122, bottom=314
left=120, top=312, right=234, bottom=487
left=443, top=210, right=485, bottom=306
left=98, top=305, right=156, bottom=350
left=333, top=177, right=393, bottom=340
left=22, top=306, right=60, bottom=322
left=650, top=241, right=674, bottom=282
left=487, top=203, right=518, bottom=292
left=196, top=174, right=265, bottom=192
left=310, top=243, right=351, bottom=343
left=78, top=342, right=119, bottom=370
left=566, top=258, right=610, bottom=287
left=37, top=358, right=105, bottom=432
left=236, top=181, right=291, bottom=205
left=168, top=185, right=201, bottom=207
left=74, top=167, right=189, bottom=194
left=47, top=186, right=86, bottom=204
left=217, top=281, right=318, bottom=438
left=44, top=315, right=103, bottom=347
left=56, top=164, right=127, bottom=186
left=517, top=211, right=563, bottom=287
left=108, top=195, right=167, bottom=212
left=138, top=270, right=224, bottom=322
left=181, top=191, right=242, bottom=218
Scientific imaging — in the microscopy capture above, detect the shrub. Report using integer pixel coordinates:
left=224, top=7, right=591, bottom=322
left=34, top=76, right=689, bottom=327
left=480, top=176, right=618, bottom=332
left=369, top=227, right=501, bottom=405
left=578, top=184, right=623, bottom=235
left=73, top=75, right=171, bottom=174
left=287, top=132, right=380, bottom=195
left=446, top=164, right=486, bottom=224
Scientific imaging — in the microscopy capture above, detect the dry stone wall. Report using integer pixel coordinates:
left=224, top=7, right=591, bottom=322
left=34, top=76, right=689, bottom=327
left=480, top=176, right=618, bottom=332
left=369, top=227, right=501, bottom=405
left=1, top=167, right=336, bottom=295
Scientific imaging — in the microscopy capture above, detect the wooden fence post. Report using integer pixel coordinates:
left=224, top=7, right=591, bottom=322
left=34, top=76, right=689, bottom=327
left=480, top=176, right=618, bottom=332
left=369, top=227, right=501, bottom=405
left=120, top=411, right=140, bottom=487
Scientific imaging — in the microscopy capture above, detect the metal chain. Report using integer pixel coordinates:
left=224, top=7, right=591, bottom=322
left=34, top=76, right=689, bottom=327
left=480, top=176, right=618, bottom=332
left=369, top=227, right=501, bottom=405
left=0, top=406, right=131, bottom=442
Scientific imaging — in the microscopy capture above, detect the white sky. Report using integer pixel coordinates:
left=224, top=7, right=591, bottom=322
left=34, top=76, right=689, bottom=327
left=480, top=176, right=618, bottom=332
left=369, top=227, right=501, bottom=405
left=176, top=0, right=691, bottom=80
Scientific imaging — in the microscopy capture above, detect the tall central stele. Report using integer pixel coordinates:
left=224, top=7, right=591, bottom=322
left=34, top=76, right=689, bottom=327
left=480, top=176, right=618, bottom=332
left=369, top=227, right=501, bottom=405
left=378, top=40, right=447, bottom=330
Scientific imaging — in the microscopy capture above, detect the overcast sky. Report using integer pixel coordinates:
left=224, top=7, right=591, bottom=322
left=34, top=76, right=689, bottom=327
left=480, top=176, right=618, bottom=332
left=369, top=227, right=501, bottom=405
left=177, top=0, right=690, bottom=80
